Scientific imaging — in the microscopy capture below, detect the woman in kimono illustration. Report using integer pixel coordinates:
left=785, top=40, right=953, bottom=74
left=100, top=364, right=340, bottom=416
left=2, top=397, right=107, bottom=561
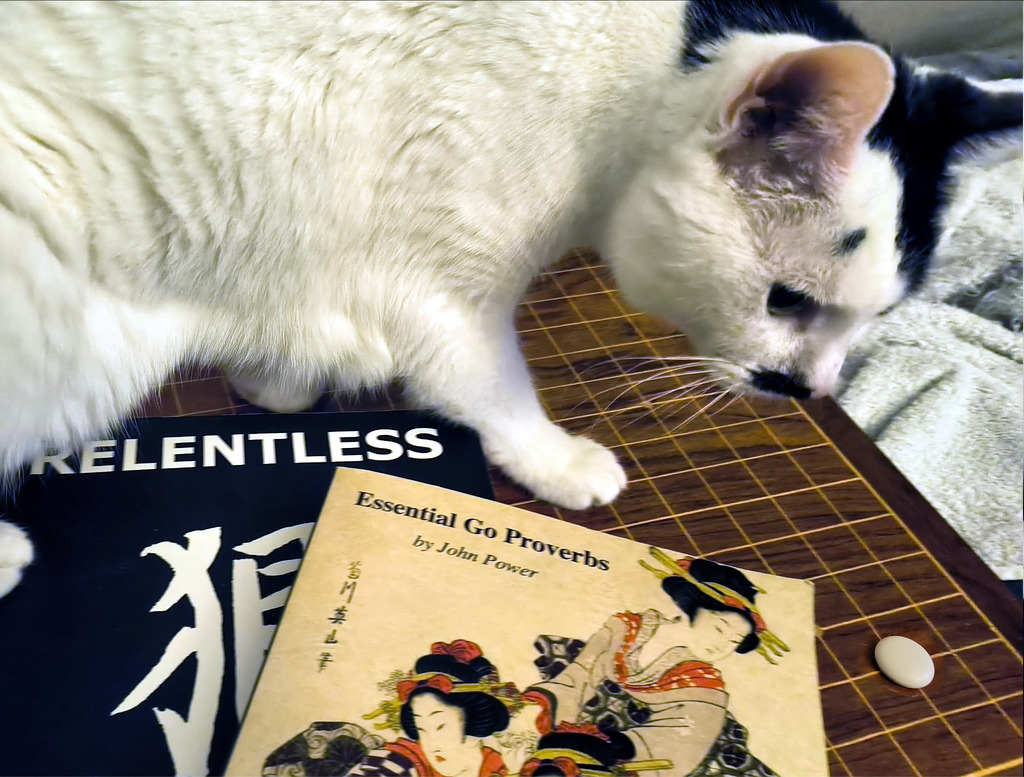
left=261, top=640, right=520, bottom=777
left=524, top=551, right=788, bottom=777
left=351, top=640, right=520, bottom=777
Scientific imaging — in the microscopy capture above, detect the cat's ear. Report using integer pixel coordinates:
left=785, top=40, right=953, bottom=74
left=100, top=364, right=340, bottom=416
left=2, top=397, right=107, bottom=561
left=717, top=42, right=895, bottom=193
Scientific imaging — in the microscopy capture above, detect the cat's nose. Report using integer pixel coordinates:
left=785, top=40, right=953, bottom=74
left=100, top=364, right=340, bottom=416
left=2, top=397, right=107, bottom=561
left=749, top=369, right=812, bottom=400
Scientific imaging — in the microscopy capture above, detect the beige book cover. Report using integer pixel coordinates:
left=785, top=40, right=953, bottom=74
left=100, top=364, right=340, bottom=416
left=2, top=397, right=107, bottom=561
left=227, top=469, right=826, bottom=777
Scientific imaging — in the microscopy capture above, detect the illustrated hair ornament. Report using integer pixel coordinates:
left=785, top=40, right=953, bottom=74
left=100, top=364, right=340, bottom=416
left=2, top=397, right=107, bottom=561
left=363, top=643, right=523, bottom=732
left=639, top=546, right=790, bottom=664
left=518, top=723, right=672, bottom=777
left=519, top=755, right=675, bottom=777
left=431, top=639, right=484, bottom=665
left=518, top=749, right=608, bottom=777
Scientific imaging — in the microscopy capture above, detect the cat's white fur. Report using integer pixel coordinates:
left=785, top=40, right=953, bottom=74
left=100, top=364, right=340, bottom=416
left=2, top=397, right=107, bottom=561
left=0, top=2, right=904, bottom=596
left=609, top=32, right=904, bottom=396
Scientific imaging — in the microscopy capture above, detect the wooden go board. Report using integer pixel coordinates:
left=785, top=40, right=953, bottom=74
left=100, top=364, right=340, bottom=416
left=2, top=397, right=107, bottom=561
left=143, top=249, right=1023, bottom=777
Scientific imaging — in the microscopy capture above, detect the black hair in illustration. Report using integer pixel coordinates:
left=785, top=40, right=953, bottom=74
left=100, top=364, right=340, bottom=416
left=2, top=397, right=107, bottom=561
left=528, top=727, right=635, bottom=777
left=399, top=651, right=510, bottom=740
left=661, top=557, right=761, bottom=655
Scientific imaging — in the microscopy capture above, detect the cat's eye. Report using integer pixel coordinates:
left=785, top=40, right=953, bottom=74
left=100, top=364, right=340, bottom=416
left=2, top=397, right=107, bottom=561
left=767, top=283, right=815, bottom=317
left=836, top=228, right=867, bottom=255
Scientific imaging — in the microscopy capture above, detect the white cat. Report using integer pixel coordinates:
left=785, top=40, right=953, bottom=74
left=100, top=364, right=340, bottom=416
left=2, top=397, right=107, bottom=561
left=0, top=1, right=1018, bottom=596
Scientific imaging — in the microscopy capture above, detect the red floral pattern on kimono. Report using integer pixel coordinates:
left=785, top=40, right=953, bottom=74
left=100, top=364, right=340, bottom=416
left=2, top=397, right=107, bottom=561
left=612, top=612, right=725, bottom=692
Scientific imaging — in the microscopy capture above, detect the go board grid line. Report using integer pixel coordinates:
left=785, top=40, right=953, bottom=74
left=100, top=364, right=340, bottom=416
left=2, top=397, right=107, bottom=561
left=179, top=405, right=243, bottom=417
left=797, top=403, right=1023, bottom=663
left=549, top=391, right=740, bottom=428
left=806, top=548, right=929, bottom=577
left=677, top=518, right=914, bottom=567
left=524, top=288, right=700, bottom=548
left=820, top=593, right=961, bottom=632
left=763, top=408, right=1012, bottom=757
left=576, top=369, right=724, bottom=423
left=626, top=468, right=860, bottom=503
left=604, top=478, right=863, bottom=530
left=963, top=756, right=1024, bottom=777
left=675, top=401, right=930, bottom=767
left=826, top=748, right=855, bottom=777
left=774, top=402, right=1001, bottom=619
left=573, top=262, right=934, bottom=777
left=819, top=637, right=1012, bottom=690
left=168, top=382, right=186, bottom=415
left=757, top=405, right=1009, bottom=764
left=522, top=333, right=689, bottom=361
left=170, top=374, right=226, bottom=387
left=830, top=691, right=1023, bottom=750
left=518, top=310, right=647, bottom=334
left=577, top=442, right=848, bottom=490
left=524, top=288, right=613, bottom=305
left=572, top=262, right=831, bottom=576
left=786, top=417, right=1024, bottom=743
left=539, top=269, right=739, bottom=554
left=528, top=247, right=596, bottom=277
left=521, top=299, right=652, bottom=541
left=535, top=397, right=804, bottom=440
left=548, top=268, right=761, bottom=552
left=806, top=549, right=926, bottom=578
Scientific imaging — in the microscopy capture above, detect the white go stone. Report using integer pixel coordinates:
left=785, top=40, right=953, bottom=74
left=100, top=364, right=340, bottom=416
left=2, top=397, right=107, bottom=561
left=874, top=635, right=935, bottom=689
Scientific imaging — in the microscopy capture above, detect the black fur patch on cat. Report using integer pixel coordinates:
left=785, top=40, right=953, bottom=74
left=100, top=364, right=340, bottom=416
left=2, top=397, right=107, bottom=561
left=872, top=62, right=1022, bottom=290
left=681, top=0, right=867, bottom=69
left=682, top=0, right=1023, bottom=293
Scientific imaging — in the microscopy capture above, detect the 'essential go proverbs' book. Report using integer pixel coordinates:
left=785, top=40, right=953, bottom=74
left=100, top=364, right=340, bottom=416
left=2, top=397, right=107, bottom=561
left=227, top=469, right=827, bottom=777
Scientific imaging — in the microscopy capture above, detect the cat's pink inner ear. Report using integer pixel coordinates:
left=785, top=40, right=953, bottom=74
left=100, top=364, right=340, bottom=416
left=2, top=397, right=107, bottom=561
left=720, top=42, right=895, bottom=186
left=768, top=42, right=893, bottom=145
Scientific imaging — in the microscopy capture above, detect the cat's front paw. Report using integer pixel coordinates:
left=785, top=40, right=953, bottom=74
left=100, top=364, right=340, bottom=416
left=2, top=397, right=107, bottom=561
left=227, top=370, right=323, bottom=413
left=489, top=426, right=627, bottom=510
left=0, top=521, right=33, bottom=599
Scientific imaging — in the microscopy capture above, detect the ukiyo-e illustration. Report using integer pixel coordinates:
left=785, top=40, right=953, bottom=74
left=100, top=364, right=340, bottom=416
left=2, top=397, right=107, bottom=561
left=227, top=470, right=826, bottom=777
left=263, top=640, right=519, bottom=777
left=257, top=554, right=785, bottom=777
left=525, top=551, right=789, bottom=777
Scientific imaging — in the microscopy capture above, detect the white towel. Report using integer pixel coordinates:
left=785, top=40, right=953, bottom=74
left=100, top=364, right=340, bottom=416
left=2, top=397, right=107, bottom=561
left=837, top=145, right=1023, bottom=581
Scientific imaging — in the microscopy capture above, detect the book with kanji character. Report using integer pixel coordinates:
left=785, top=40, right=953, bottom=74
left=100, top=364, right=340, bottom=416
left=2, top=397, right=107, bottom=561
left=227, top=469, right=827, bottom=777
left=0, top=412, right=493, bottom=777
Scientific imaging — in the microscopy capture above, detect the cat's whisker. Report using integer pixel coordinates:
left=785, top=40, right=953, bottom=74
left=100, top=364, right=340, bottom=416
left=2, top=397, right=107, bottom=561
left=599, top=372, right=723, bottom=420
left=609, top=354, right=738, bottom=367
left=605, top=374, right=731, bottom=434
left=709, top=390, right=744, bottom=417
left=576, top=350, right=746, bottom=439
left=648, top=375, right=726, bottom=402
left=638, top=385, right=716, bottom=407
left=573, top=360, right=629, bottom=380
left=603, top=358, right=721, bottom=378
left=667, top=395, right=724, bottom=433
left=586, top=363, right=717, bottom=405
left=591, top=366, right=717, bottom=406
left=664, top=378, right=748, bottom=433
left=599, top=356, right=737, bottom=380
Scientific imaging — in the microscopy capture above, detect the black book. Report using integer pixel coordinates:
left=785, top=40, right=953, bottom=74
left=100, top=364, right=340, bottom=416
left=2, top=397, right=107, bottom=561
left=0, top=412, right=493, bottom=777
